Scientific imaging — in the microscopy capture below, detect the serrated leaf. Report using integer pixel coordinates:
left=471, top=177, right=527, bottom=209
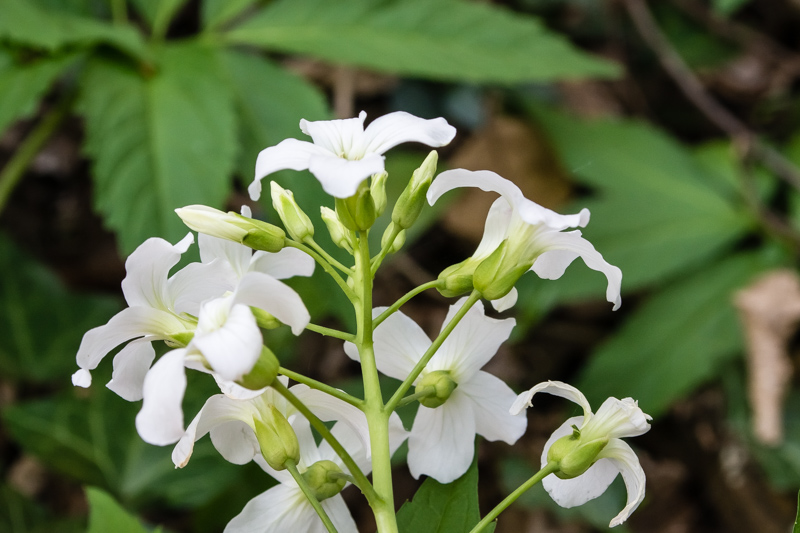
left=202, top=0, right=258, bottom=30
left=0, top=53, right=79, bottom=134
left=86, top=488, right=149, bottom=533
left=225, top=0, right=619, bottom=83
left=576, top=250, right=784, bottom=417
left=0, top=235, right=119, bottom=382
left=397, top=452, right=488, bottom=533
left=79, top=42, right=238, bottom=253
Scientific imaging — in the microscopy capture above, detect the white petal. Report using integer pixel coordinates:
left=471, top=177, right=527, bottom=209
left=210, top=420, right=261, bottom=465
left=294, top=418, right=323, bottom=469
left=541, top=416, right=620, bottom=508
left=362, top=111, right=456, bottom=155
left=491, top=287, right=518, bottom=312
left=292, top=385, right=371, bottom=458
left=71, top=369, right=91, bottom=387
left=510, top=380, right=593, bottom=420
left=388, top=411, right=411, bottom=458
left=169, top=259, right=235, bottom=316
left=584, top=397, right=651, bottom=440
left=431, top=298, right=514, bottom=381
left=250, top=247, right=315, bottom=279
left=233, top=272, right=310, bottom=335
left=224, top=484, right=310, bottom=533
left=532, top=230, right=622, bottom=311
left=121, top=233, right=193, bottom=309
left=215, top=374, right=268, bottom=400
left=408, top=392, right=476, bottom=483
left=193, top=302, right=262, bottom=382
left=300, top=112, right=367, bottom=155
left=361, top=309, right=431, bottom=381
left=198, top=233, right=250, bottom=276
left=106, top=339, right=155, bottom=401
left=321, top=496, right=358, bottom=533
left=251, top=138, right=329, bottom=200
left=598, top=439, right=646, bottom=527
left=319, top=419, right=371, bottom=475
left=135, top=349, right=187, bottom=445
left=308, top=152, right=385, bottom=198
left=473, top=197, right=513, bottom=259
left=459, top=371, right=527, bottom=444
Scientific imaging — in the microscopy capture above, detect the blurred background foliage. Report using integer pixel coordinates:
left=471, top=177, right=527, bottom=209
left=1, top=0, right=800, bottom=531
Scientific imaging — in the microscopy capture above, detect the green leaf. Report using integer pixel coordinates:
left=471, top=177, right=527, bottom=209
left=0, top=53, right=79, bottom=134
left=79, top=41, right=238, bottom=252
left=225, top=0, right=619, bottom=83
left=0, top=484, right=82, bottom=533
left=576, top=249, right=784, bottom=417
left=202, top=0, right=258, bottom=30
left=0, top=235, right=119, bottom=382
left=712, top=0, right=751, bottom=16
left=397, top=452, right=489, bottom=533
left=130, top=0, right=190, bottom=37
left=85, top=487, right=149, bottom=533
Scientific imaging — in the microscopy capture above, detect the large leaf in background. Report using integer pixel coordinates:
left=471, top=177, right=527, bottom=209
left=576, top=249, right=784, bottom=418
left=0, top=484, right=82, bottom=533
left=0, top=236, right=119, bottom=382
left=225, top=0, right=619, bottom=83
left=0, top=0, right=146, bottom=59
left=130, top=0, right=190, bottom=38
left=86, top=488, right=151, bottom=533
left=397, top=452, right=493, bottom=533
left=202, top=0, right=258, bottom=30
left=0, top=53, right=79, bottom=135
left=79, top=42, right=237, bottom=253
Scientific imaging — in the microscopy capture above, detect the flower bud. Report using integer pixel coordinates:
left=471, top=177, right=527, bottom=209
left=254, top=405, right=300, bottom=471
left=271, top=182, right=314, bottom=241
left=335, top=180, right=377, bottom=232
left=165, top=330, right=194, bottom=348
left=321, top=206, right=354, bottom=253
left=416, top=370, right=458, bottom=408
left=547, top=425, right=610, bottom=479
left=472, top=240, right=531, bottom=301
left=176, top=205, right=285, bottom=253
left=436, top=259, right=478, bottom=298
left=250, top=308, right=282, bottom=330
left=392, top=150, right=438, bottom=230
left=301, top=460, right=347, bottom=500
left=371, top=171, right=388, bottom=216
left=380, top=222, right=405, bottom=254
left=237, top=346, right=280, bottom=390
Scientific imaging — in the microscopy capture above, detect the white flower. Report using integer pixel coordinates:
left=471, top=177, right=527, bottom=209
left=249, top=111, right=456, bottom=200
left=345, top=298, right=527, bottom=483
left=427, top=169, right=622, bottom=311
left=511, top=381, right=651, bottom=527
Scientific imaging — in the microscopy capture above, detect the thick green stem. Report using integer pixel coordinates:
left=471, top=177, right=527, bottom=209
left=286, top=240, right=356, bottom=301
left=468, top=462, right=559, bottom=533
left=305, top=322, right=356, bottom=342
left=285, top=459, right=338, bottom=533
left=373, top=279, right=443, bottom=329
left=385, top=290, right=481, bottom=413
left=278, top=367, right=363, bottom=408
left=0, top=101, right=71, bottom=213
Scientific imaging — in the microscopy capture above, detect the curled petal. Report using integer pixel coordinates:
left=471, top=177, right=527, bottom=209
left=106, top=339, right=155, bottom=401
left=308, top=152, right=385, bottom=198
left=251, top=138, right=331, bottom=200
left=71, top=369, right=91, bottom=387
left=233, top=272, right=310, bottom=335
left=362, top=111, right=456, bottom=155
left=598, top=439, right=647, bottom=527
left=136, top=349, right=187, bottom=445
left=584, top=397, right=651, bottom=440
left=510, top=380, right=593, bottom=420
left=121, top=233, right=193, bottom=309
left=491, top=287, right=518, bottom=312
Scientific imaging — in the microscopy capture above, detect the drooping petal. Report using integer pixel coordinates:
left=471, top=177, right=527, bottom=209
left=458, top=371, right=527, bottom=444
left=431, top=299, right=515, bottom=381
left=250, top=248, right=315, bottom=279
left=135, top=349, right=188, bottom=445
left=510, top=380, right=593, bottom=420
left=362, top=111, right=456, bottom=155
left=408, top=392, right=476, bottom=483
left=193, top=301, right=262, bottom=382
left=308, top=152, right=385, bottom=198
left=583, top=397, right=651, bottom=440
left=224, top=483, right=310, bottom=533
left=598, top=439, right=647, bottom=527
left=541, top=416, right=620, bottom=508
left=233, top=272, right=310, bottom=335
left=251, top=138, right=331, bottom=200
left=491, top=287, right=518, bottom=312
left=106, top=339, right=155, bottom=401
left=121, top=233, right=194, bottom=309
left=531, top=230, right=622, bottom=311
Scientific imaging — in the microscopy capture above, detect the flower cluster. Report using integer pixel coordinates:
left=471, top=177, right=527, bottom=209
left=74, top=110, right=647, bottom=532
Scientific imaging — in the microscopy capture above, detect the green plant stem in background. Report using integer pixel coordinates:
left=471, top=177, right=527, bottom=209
left=373, top=279, right=443, bottom=328
left=0, top=101, right=71, bottom=214
left=286, top=240, right=356, bottom=301
left=468, top=462, right=559, bottom=533
left=285, top=459, right=338, bottom=533
left=278, top=366, right=363, bottom=408
left=385, top=290, right=481, bottom=413
left=305, top=322, right=355, bottom=341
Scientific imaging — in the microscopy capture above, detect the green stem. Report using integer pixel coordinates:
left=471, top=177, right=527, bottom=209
left=468, top=462, right=559, bottom=533
left=395, top=386, right=435, bottom=408
left=278, top=367, right=363, bottom=408
left=305, top=322, right=356, bottom=342
left=373, top=280, right=443, bottom=329
left=385, top=290, right=481, bottom=413
left=371, top=223, right=402, bottom=274
left=284, top=459, right=338, bottom=533
left=272, top=380, right=378, bottom=504
left=0, top=101, right=71, bottom=214
left=286, top=240, right=356, bottom=301
left=304, top=236, right=354, bottom=275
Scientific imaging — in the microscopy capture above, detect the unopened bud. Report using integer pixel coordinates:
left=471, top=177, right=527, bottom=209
left=176, top=205, right=285, bottom=253
left=380, top=223, right=405, bottom=254
left=473, top=240, right=531, bottom=301
left=436, top=260, right=478, bottom=298
left=250, top=308, right=281, bottom=330
left=254, top=405, right=300, bottom=471
left=302, top=460, right=346, bottom=500
left=335, top=180, right=377, bottom=232
left=371, top=171, right=388, bottom=216
left=392, top=151, right=438, bottom=229
left=321, top=206, right=353, bottom=253
left=547, top=426, right=609, bottom=479
left=271, top=182, right=314, bottom=241
left=416, top=370, right=457, bottom=408
left=237, top=346, right=279, bottom=390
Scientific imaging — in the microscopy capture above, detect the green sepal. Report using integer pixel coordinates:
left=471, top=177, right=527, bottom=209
left=237, top=346, right=279, bottom=391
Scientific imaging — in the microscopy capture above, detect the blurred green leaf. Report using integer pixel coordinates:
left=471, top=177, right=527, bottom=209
left=0, top=236, right=119, bottom=382
left=202, top=0, right=258, bottom=30
left=0, top=484, right=82, bottom=533
left=712, top=0, right=751, bottom=16
left=129, top=0, right=190, bottom=37
left=397, top=451, right=490, bottom=533
left=794, top=490, right=800, bottom=533
left=85, top=487, right=149, bottom=533
left=79, top=41, right=238, bottom=253
left=577, top=249, right=784, bottom=417
left=225, top=0, right=619, bottom=83
left=657, top=5, right=737, bottom=68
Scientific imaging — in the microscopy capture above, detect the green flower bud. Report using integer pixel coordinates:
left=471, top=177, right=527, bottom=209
left=436, top=259, right=479, bottom=298
left=380, top=222, right=406, bottom=254
left=472, top=240, right=531, bottom=301
left=271, top=181, right=314, bottom=241
left=301, top=460, right=347, bottom=501
left=392, top=150, right=438, bottom=230
left=175, top=205, right=285, bottom=253
left=416, top=370, right=458, bottom=408
left=165, top=330, right=194, bottom=348
left=250, top=307, right=281, bottom=330
left=237, top=346, right=279, bottom=390
left=254, top=405, right=300, bottom=471
left=334, top=180, right=377, bottom=232
left=320, top=206, right=354, bottom=253
left=371, top=171, right=388, bottom=216
left=547, top=425, right=610, bottom=479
